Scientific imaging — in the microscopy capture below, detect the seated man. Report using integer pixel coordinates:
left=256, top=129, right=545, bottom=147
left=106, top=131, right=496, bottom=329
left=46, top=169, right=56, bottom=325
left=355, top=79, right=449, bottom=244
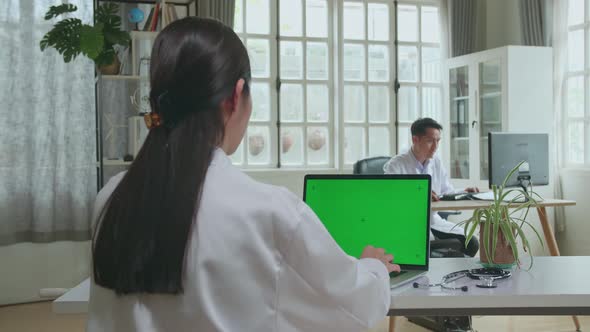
left=384, top=117, right=479, bottom=257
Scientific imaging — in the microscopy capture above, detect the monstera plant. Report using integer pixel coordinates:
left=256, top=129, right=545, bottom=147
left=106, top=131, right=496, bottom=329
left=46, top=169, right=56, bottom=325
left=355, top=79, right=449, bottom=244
left=40, top=3, right=130, bottom=74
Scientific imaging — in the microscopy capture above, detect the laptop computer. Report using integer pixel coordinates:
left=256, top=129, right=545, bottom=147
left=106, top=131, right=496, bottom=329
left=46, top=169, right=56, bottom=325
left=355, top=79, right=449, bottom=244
left=303, top=174, right=431, bottom=288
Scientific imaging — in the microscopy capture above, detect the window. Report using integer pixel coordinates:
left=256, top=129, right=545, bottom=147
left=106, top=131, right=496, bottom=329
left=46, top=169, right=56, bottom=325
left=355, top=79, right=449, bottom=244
left=396, top=1, right=443, bottom=153
left=233, top=0, right=442, bottom=168
left=565, top=0, right=589, bottom=164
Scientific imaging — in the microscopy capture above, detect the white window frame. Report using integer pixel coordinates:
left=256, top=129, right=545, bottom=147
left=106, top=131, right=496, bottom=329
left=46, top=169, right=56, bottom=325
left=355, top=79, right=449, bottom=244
left=278, top=0, right=336, bottom=168
left=565, top=1, right=590, bottom=166
left=338, top=0, right=397, bottom=168
left=395, top=0, right=444, bottom=154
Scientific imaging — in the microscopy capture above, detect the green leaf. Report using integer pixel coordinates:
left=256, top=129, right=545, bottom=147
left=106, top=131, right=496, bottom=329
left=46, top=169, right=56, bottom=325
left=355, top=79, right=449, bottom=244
left=104, top=30, right=130, bottom=47
left=44, top=4, right=77, bottom=20
left=79, top=25, right=104, bottom=60
left=39, top=18, right=83, bottom=63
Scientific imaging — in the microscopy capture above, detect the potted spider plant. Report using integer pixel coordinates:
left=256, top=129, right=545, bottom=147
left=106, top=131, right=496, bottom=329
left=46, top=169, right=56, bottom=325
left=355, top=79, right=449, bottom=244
left=40, top=3, right=131, bottom=75
left=456, top=161, right=545, bottom=269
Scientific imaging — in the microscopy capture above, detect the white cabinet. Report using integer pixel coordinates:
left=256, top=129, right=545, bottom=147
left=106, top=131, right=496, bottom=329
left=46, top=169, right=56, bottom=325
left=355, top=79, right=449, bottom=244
left=443, top=46, right=553, bottom=189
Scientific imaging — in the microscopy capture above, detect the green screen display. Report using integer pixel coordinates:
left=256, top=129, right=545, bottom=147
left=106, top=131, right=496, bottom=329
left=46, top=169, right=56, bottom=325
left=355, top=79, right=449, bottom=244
left=304, top=177, right=430, bottom=266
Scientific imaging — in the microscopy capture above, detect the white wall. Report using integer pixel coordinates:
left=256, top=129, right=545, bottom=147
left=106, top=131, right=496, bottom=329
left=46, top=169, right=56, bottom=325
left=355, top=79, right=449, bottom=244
left=556, top=169, right=590, bottom=255
left=0, top=242, right=90, bottom=305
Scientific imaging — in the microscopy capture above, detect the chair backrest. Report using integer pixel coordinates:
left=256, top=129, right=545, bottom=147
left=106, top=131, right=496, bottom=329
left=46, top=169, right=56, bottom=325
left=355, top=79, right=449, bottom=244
left=352, top=156, right=391, bottom=175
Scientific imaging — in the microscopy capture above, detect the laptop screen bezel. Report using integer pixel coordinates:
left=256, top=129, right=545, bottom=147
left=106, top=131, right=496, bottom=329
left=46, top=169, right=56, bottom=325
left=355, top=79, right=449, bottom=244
left=303, top=174, right=431, bottom=271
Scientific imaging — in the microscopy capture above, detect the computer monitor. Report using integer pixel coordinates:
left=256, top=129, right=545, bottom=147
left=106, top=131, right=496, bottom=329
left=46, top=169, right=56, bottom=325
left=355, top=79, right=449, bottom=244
left=488, top=132, right=549, bottom=189
left=303, top=174, right=431, bottom=269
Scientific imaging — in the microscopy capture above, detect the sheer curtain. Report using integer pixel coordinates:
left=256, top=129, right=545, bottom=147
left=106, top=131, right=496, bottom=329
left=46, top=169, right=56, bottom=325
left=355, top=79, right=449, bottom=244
left=196, top=0, right=235, bottom=27
left=0, top=0, right=97, bottom=245
left=552, top=0, right=569, bottom=232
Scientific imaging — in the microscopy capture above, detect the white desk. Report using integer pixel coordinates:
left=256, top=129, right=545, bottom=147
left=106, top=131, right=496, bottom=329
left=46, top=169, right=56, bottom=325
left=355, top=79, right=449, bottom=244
left=389, top=256, right=590, bottom=316
left=54, top=256, right=590, bottom=317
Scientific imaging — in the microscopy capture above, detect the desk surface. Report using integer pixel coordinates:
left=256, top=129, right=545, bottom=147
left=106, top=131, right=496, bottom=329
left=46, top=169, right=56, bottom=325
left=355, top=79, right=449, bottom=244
left=432, top=198, right=576, bottom=211
left=54, top=256, right=590, bottom=316
left=390, top=256, right=590, bottom=316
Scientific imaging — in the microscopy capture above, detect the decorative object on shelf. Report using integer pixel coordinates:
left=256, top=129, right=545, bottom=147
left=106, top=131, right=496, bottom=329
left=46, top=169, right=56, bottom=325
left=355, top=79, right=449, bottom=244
left=248, top=134, right=265, bottom=156
left=455, top=161, right=544, bottom=269
left=128, top=8, right=145, bottom=31
left=123, top=154, right=134, bottom=162
left=40, top=3, right=131, bottom=75
left=307, top=129, right=326, bottom=151
left=281, top=131, right=294, bottom=153
left=130, top=82, right=151, bottom=114
left=139, top=56, right=150, bottom=77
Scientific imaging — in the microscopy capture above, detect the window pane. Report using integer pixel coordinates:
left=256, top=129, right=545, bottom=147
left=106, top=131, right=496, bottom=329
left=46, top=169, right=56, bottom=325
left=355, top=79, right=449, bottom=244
left=307, top=42, right=328, bottom=80
left=280, top=84, right=304, bottom=122
left=250, top=83, right=271, bottom=121
left=422, top=46, right=441, bottom=83
left=343, top=44, right=365, bottom=81
left=398, top=46, right=418, bottom=82
left=569, top=30, right=584, bottom=72
left=398, top=5, right=417, bottom=42
left=306, top=0, right=328, bottom=37
left=307, top=126, right=329, bottom=164
left=307, top=84, right=329, bottom=122
left=398, top=126, right=411, bottom=153
left=246, top=0, right=270, bottom=34
left=234, top=0, right=243, bottom=33
left=568, top=0, right=584, bottom=26
left=368, top=45, right=389, bottom=82
left=368, top=86, right=390, bottom=123
left=421, top=6, right=439, bottom=43
left=422, top=87, right=442, bottom=121
left=247, top=39, right=270, bottom=78
left=568, top=77, right=584, bottom=117
left=398, top=86, right=418, bottom=122
left=343, top=85, right=366, bottom=122
left=344, top=127, right=366, bottom=164
left=247, top=126, right=271, bottom=165
left=280, top=0, right=302, bottom=36
left=343, top=2, right=365, bottom=40
left=568, top=122, right=584, bottom=163
left=369, top=127, right=390, bottom=157
left=368, top=3, right=389, bottom=41
left=281, top=127, right=304, bottom=165
left=280, top=41, right=303, bottom=79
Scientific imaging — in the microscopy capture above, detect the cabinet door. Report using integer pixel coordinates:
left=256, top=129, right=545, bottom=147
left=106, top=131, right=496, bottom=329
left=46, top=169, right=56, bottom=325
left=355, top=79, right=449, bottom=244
left=478, top=59, right=502, bottom=180
left=449, top=66, right=470, bottom=179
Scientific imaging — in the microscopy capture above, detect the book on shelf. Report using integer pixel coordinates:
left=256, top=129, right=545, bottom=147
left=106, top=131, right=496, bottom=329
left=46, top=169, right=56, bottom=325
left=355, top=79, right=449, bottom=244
left=142, top=3, right=180, bottom=32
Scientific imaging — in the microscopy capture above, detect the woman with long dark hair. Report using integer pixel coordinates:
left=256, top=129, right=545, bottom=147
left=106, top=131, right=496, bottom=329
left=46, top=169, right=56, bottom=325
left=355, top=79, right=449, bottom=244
left=87, top=17, right=399, bottom=332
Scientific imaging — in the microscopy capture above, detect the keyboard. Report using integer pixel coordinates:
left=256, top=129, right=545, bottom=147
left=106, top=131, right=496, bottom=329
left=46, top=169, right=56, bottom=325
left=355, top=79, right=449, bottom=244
left=389, top=270, right=408, bottom=278
left=439, top=192, right=470, bottom=201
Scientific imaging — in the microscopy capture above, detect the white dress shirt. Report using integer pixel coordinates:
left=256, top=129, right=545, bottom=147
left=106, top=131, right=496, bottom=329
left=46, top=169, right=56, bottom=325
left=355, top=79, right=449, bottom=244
left=86, top=148, right=390, bottom=332
left=383, top=149, right=465, bottom=239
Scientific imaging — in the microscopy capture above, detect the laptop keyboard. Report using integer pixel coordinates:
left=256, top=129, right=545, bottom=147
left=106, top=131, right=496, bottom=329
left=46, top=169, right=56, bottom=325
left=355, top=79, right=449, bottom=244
left=389, top=270, right=408, bottom=278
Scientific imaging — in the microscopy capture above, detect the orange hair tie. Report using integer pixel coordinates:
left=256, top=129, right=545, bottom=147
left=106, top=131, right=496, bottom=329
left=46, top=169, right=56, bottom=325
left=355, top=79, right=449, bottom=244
left=144, top=112, right=162, bottom=129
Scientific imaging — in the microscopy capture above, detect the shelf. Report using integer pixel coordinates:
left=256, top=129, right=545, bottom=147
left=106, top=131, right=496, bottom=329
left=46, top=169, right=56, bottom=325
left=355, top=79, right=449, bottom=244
left=451, top=137, right=470, bottom=141
left=452, top=96, right=469, bottom=101
left=102, top=159, right=132, bottom=166
left=100, top=75, right=141, bottom=80
left=480, top=91, right=501, bottom=99
left=131, top=31, right=159, bottom=39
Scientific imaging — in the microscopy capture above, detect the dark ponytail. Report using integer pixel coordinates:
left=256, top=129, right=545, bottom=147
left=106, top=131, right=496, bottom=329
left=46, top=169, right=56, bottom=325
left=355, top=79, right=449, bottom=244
left=92, top=17, right=250, bottom=295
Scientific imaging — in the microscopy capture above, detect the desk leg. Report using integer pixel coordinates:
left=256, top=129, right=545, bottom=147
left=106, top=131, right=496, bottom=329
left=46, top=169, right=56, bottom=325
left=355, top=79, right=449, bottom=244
left=388, top=316, right=396, bottom=332
left=537, top=207, right=581, bottom=331
left=537, top=206, right=560, bottom=256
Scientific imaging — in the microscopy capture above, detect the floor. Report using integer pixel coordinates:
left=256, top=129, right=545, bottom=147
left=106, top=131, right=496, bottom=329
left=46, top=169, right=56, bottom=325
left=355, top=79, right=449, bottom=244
left=0, top=301, right=588, bottom=332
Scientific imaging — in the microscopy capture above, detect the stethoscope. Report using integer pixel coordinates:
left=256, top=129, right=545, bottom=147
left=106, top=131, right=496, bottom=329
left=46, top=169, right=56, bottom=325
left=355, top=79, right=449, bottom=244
left=413, top=267, right=511, bottom=292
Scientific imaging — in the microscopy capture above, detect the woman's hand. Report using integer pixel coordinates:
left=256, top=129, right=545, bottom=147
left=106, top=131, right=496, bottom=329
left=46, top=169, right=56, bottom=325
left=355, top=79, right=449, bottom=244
left=361, top=245, right=401, bottom=273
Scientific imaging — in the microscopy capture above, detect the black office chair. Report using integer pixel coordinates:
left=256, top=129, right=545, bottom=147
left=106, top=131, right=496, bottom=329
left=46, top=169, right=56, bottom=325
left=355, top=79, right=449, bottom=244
left=353, top=157, right=473, bottom=332
left=352, top=157, right=466, bottom=258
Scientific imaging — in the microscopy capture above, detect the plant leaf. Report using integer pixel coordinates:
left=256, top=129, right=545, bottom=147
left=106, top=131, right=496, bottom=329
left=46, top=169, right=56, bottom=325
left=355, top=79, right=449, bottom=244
left=79, top=25, right=104, bottom=60
left=44, top=4, right=77, bottom=20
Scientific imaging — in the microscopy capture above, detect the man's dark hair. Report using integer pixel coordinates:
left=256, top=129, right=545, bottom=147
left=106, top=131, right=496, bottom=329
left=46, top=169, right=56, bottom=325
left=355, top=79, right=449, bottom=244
left=411, top=117, right=443, bottom=137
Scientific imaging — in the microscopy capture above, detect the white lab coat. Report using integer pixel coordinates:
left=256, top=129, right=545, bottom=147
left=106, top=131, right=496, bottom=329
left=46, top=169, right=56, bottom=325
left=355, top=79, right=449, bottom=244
left=86, top=148, right=390, bottom=332
left=383, top=150, right=465, bottom=239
